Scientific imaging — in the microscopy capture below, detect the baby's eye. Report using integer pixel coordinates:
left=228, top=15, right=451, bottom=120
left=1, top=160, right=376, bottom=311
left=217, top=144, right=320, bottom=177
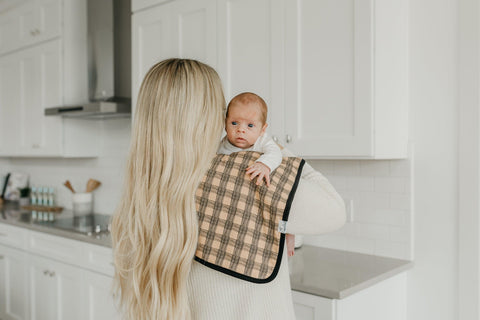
left=231, top=121, right=237, bottom=125
left=248, top=124, right=254, bottom=128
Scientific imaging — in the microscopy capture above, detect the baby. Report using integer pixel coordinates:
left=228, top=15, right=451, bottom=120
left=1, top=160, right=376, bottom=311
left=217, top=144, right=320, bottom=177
left=217, top=92, right=296, bottom=256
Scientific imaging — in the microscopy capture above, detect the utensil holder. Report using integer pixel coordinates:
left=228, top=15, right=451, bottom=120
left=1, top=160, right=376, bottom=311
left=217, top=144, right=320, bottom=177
left=72, top=192, right=93, bottom=216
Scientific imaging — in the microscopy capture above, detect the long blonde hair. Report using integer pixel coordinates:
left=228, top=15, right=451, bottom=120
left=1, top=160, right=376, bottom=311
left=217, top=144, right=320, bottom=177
left=111, top=59, right=226, bottom=319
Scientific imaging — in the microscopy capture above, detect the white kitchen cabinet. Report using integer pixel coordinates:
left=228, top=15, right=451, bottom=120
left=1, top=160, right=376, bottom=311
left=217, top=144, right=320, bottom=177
left=0, top=0, right=100, bottom=158
left=0, top=39, right=98, bottom=157
left=84, top=270, right=120, bottom=320
left=18, top=0, right=62, bottom=49
left=0, top=245, right=29, bottom=320
left=281, top=0, right=408, bottom=158
left=216, top=0, right=408, bottom=159
left=0, top=224, right=119, bottom=320
left=292, top=273, right=407, bottom=320
left=131, top=0, right=217, bottom=115
left=0, top=52, right=21, bottom=155
left=28, top=254, right=83, bottom=320
left=0, top=0, right=61, bottom=55
left=0, top=10, right=20, bottom=55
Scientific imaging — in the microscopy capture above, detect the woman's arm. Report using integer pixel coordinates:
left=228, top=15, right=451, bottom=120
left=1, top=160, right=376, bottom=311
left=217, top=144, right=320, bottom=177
left=282, top=149, right=346, bottom=235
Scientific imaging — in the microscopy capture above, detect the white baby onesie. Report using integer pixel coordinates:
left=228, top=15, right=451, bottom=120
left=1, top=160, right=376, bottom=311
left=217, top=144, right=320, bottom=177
left=217, top=133, right=282, bottom=172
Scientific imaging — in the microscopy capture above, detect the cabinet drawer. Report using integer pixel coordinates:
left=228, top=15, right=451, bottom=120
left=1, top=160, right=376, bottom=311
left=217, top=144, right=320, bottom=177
left=27, top=231, right=83, bottom=265
left=0, top=224, right=27, bottom=249
left=81, top=242, right=114, bottom=276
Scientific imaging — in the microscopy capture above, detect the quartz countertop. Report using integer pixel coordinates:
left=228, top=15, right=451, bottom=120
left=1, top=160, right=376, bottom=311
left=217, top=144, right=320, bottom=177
left=1, top=202, right=412, bottom=300
left=0, top=202, right=111, bottom=247
left=288, top=245, right=413, bottom=299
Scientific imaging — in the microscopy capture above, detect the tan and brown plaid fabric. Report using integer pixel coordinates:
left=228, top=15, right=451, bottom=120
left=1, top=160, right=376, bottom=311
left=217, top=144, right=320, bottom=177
left=194, top=151, right=304, bottom=283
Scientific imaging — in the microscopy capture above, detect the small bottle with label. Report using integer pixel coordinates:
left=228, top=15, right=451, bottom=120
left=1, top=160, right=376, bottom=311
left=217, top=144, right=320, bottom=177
left=30, top=186, right=37, bottom=205
left=48, top=187, right=55, bottom=207
left=41, top=187, right=48, bottom=206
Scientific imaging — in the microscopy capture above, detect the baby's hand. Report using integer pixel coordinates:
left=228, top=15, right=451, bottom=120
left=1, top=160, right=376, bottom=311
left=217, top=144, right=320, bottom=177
left=246, top=162, right=271, bottom=186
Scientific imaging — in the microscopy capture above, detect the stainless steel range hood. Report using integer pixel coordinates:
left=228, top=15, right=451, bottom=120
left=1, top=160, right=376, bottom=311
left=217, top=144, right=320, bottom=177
left=45, top=0, right=131, bottom=119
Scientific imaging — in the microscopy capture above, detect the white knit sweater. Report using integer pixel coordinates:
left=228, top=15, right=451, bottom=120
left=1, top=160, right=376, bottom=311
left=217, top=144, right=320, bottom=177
left=187, top=149, right=346, bottom=320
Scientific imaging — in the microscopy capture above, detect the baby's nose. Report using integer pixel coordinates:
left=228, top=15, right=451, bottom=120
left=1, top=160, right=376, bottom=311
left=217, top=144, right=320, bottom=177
left=237, top=126, right=246, bottom=133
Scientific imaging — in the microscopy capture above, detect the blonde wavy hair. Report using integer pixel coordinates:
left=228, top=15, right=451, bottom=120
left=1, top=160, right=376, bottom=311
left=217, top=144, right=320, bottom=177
left=111, top=59, right=226, bottom=319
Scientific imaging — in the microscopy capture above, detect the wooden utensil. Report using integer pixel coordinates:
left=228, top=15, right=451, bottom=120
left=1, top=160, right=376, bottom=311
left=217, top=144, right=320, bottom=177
left=86, top=179, right=101, bottom=193
left=64, top=180, right=75, bottom=193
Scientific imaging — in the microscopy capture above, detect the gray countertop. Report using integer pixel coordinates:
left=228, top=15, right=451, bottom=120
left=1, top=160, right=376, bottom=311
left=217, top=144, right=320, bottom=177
left=0, top=202, right=111, bottom=247
left=1, top=202, right=412, bottom=299
left=289, top=245, right=413, bottom=299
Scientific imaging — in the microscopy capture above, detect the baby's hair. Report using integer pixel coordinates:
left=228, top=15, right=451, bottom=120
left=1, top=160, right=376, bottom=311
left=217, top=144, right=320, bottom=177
left=226, top=92, right=268, bottom=124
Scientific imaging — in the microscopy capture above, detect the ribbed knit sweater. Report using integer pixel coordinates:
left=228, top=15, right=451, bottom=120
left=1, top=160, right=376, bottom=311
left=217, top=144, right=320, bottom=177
left=188, top=149, right=346, bottom=320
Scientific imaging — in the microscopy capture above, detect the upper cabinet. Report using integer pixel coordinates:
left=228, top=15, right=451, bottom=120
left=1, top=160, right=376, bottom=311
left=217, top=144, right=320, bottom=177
left=132, top=0, right=216, bottom=114
left=0, top=0, right=99, bottom=158
left=132, top=0, right=408, bottom=159
left=0, top=0, right=61, bottom=55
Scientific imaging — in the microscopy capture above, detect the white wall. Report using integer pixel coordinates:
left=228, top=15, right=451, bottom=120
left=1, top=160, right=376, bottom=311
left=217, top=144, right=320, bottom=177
left=408, top=0, right=458, bottom=320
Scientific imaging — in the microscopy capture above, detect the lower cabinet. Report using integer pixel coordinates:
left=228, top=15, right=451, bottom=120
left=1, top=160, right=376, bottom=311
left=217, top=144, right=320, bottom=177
left=28, top=255, right=84, bottom=320
left=0, top=246, right=29, bottom=320
left=0, top=228, right=119, bottom=320
left=292, top=273, right=407, bottom=320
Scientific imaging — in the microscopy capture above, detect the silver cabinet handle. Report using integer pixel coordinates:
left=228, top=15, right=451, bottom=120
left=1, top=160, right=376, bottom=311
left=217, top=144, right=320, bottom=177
left=43, top=270, right=49, bottom=275
left=49, top=271, right=55, bottom=277
left=272, top=135, right=279, bottom=143
left=285, top=135, right=292, bottom=143
left=30, top=30, right=35, bottom=36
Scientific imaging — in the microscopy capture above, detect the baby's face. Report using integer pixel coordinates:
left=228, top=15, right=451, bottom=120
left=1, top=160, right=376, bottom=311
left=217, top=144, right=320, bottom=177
left=225, top=102, right=267, bottom=149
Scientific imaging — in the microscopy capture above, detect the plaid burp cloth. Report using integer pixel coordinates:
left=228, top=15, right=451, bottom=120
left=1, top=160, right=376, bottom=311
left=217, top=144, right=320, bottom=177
left=194, top=151, right=305, bottom=283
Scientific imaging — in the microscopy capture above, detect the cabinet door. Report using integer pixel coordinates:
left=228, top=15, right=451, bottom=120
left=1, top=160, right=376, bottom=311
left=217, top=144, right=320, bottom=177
left=132, top=0, right=216, bottom=116
left=0, top=11, right=20, bottom=54
left=0, top=245, right=29, bottom=320
left=216, top=0, right=282, bottom=129
left=0, top=53, right=21, bottom=156
left=17, top=40, right=63, bottom=156
left=18, top=0, right=61, bottom=48
left=284, top=0, right=372, bottom=157
left=28, top=255, right=84, bottom=320
left=292, top=290, right=335, bottom=320
left=84, top=271, right=120, bottom=320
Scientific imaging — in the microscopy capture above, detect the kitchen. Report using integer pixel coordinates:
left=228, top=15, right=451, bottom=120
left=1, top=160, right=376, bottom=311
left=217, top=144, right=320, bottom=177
left=0, top=0, right=469, bottom=319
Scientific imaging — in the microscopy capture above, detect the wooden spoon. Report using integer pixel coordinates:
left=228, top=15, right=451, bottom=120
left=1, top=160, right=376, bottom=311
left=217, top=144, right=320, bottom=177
left=86, top=179, right=101, bottom=193
left=64, top=180, right=75, bottom=193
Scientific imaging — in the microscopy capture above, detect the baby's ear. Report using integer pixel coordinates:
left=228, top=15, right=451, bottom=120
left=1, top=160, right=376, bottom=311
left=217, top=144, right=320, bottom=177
left=261, top=123, right=268, bottom=134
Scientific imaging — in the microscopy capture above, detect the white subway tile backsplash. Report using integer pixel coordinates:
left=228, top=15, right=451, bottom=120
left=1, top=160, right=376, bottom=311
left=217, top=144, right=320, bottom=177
left=360, top=161, right=390, bottom=176
left=333, top=161, right=361, bottom=175
left=374, top=241, right=409, bottom=260
left=346, top=176, right=375, bottom=191
left=308, top=156, right=412, bottom=260
left=355, top=192, right=390, bottom=209
left=390, top=194, right=411, bottom=210
left=356, top=223, right=390, bottom=241
left=374, top=177, right=408, bottom=193
left=346, top=236, right=375, bottom=255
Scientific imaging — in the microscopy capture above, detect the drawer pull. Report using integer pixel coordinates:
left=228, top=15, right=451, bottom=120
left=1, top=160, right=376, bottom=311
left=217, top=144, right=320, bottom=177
left=49, top=271, right=55, bottom=277
left=43, top=270, right=49, bottom=275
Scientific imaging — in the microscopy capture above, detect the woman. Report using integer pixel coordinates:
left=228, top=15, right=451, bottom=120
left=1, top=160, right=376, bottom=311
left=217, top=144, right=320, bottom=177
left=112, top=58, right=346, bottom=319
